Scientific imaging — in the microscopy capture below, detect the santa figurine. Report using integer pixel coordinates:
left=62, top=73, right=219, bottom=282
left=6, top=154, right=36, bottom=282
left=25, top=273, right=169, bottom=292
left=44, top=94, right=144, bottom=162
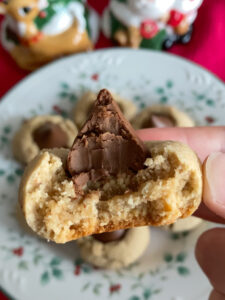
left=164, top=0, right=203, bottom=48
left=102, top=0, right=175, bottom=49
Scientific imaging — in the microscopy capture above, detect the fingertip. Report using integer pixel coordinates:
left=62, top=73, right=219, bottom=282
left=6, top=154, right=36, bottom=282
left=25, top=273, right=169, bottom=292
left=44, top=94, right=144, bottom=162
left=203, top=152, right=225, bottom=219
left=209, top=290, right=225, bottom=300
left=195, top=228, right=225, bottom=295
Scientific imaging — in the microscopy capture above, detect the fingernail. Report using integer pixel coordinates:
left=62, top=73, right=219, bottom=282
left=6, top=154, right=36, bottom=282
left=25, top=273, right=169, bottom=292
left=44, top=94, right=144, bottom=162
left=204, top=152, right=225, bottom=212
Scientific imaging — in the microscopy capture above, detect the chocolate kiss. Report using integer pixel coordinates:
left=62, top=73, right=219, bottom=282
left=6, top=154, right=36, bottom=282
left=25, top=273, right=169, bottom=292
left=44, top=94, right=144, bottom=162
left=67, top=89, right=147, bottom=187
left=93, top=230, right=127, bottom=243
left=33, top=122, right=68, bottom=150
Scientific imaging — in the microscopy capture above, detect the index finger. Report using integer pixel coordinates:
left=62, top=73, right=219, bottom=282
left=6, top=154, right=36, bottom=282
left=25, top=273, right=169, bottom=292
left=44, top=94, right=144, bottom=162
left=137, top=127, right=225, bottom=162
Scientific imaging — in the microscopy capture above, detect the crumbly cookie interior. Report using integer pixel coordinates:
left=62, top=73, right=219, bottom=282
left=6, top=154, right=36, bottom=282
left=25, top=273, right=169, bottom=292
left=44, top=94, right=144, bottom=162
left=20, top=142, right=202, bottom=243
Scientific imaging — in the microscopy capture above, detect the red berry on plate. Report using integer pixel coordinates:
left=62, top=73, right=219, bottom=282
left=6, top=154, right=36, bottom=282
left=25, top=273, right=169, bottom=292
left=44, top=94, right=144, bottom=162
left=110, top=284, right=121, bottom=293
left=205, top=116, right=215, bottom=124
left=53, top=105, right=62, bottom=114
left=91, top=73, right=99, bottom=81
left=74, top=266, right=81, bottom=276
left=13, top=247, right=23, bottom=257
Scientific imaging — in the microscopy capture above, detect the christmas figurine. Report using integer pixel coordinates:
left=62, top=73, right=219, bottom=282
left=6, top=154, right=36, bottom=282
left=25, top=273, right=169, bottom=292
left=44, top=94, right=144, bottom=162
left=0, top=0, right=99, bottom=70
left=102, top=0, right=203, bottom=50
left=164, top=0, right=203, bottom=49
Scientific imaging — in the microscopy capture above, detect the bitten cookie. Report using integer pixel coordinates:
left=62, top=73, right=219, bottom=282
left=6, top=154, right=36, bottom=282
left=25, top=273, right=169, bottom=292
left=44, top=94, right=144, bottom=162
left=77, top=227, right=150, bottom=269
left=19, top=90, right=202, bottom=244
left=12, top=115, right=78, bottom=164
left=19, top=142, right=202, bottom=243
left=73, top=91, right=137, bottom=128
left=131, top=105, right=194, bottom=129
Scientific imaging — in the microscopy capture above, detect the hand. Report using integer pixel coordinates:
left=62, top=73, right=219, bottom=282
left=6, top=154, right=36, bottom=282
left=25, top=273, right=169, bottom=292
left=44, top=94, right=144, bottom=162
left=137, top=127, right=225, bottom=300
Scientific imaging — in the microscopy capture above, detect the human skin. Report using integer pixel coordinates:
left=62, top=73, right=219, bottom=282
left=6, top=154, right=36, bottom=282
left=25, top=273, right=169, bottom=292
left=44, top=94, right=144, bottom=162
left=137, top=127, right=225, bottom=300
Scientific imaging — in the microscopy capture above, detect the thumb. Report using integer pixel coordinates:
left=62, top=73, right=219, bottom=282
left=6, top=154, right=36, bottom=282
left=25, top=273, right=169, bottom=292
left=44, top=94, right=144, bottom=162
left=203, top=152, right=225, bottom=219
left=209, top=290, right=225, bottom=300
left=195, top=228, right=225, bottom=297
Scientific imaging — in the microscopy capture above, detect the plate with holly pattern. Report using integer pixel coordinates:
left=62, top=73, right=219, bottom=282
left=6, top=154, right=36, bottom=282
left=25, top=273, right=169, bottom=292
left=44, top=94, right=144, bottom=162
left=0, top=49, right=225, bottom=300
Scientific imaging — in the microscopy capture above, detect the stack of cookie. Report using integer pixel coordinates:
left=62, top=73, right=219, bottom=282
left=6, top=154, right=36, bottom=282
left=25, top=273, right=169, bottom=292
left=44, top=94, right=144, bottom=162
left=15, top=89, right=203, bottom=270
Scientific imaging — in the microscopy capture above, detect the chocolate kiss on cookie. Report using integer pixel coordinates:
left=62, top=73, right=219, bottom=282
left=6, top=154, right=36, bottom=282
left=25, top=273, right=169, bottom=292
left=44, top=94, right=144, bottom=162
left=33, top=122, right=68, bottom=150
left=67, top=89, right=148, bottom=189
left=141, top=114, right=175, bottom=129
left=93, top=229, right=127, bottom=243
left=150, top=115, right=175, bottom=128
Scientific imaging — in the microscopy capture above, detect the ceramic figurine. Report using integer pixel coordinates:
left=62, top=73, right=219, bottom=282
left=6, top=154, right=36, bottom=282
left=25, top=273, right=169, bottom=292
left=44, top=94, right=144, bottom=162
left=164, top=0, right=203, bottom=49
left=0, top=0, right=99, bottom=70
left=102, top=0, right=203, bottom=50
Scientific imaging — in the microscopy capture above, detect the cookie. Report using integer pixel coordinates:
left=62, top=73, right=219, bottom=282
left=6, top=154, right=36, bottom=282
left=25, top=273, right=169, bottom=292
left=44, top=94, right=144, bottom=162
left=19, top=90, right=202, bottom=243
left=168, top=216, right=203, bottom=233
left=12, top=115, right=78, bottom=164
left=131, top=105, right=194, bottom=129
left=77, top=227, right=150, bottom=269
left=73, top=91, right=137, bottom=128
left=15, top=203, right=35, bottom=236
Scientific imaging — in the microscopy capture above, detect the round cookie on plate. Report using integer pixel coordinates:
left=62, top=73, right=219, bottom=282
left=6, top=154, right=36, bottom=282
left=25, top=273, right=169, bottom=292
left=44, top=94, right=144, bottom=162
left=0, top=0, right=99, bottom=70
left=168, top=216, right=203, bottom=233
left=12, top=115, right=78, bottom=164
left=77, top=227, right=150, bottom=269
left=131, top=105, right=195, bottom=129
left=73, top=91, right=137, bottom=128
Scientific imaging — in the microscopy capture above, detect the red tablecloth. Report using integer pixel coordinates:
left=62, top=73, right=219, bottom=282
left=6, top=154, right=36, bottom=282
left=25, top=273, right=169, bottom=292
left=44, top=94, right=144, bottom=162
left=0, top=0, right=224, bottom=298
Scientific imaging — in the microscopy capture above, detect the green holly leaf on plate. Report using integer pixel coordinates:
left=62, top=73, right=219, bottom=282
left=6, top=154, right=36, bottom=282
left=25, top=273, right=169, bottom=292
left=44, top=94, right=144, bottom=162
left=6, top=174, right=15, bottom=184
left=15, top=169, right=23, bottom=176
left=0, top=170, right=5, bottom=176
left=177, top=266, right=190, bottom=276
left=18, top=261, right=28, bottom=270
left=33, top=254, right=43, bottom=265
left=164, top=253, right=173, bottom=263
left=61, top=82, right=69, bottom=89
left=41, top=271, right=50, bottom=285
left=129, top=296, right=140, bottom=300
left=3, top=126, right=11, bottom=134
left=74, top=257, right=84, bottom=266
left=52, top=268, right=63, bottom=280
left=143, top=289, right=152, bottom=299
left=93, top=283, right=102, bottom=295
left=50, top=257, right=61, bottom=266
left=82, top=265, right=92, bottom=273
left=166, top=80, right=173, bottom=89
left=176, top=252, right=187, bottom=263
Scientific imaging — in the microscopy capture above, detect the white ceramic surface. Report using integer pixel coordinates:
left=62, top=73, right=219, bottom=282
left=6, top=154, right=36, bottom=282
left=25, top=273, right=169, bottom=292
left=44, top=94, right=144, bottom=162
left=0, top=49, right=225, bottom=300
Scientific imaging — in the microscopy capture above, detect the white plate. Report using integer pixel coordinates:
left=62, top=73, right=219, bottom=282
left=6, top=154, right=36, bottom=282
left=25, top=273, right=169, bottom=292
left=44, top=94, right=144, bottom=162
left=0, top=49, right=225, bottom=300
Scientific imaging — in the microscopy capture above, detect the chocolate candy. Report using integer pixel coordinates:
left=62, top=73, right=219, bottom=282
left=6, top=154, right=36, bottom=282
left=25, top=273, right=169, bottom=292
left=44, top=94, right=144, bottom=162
left=67, top=89, right=148, bottom=188
left=142, top=114, right=175, bottom=128
left=33, top=122, right=68, bottom=150
left=93, top=230, right=126, bottom=243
